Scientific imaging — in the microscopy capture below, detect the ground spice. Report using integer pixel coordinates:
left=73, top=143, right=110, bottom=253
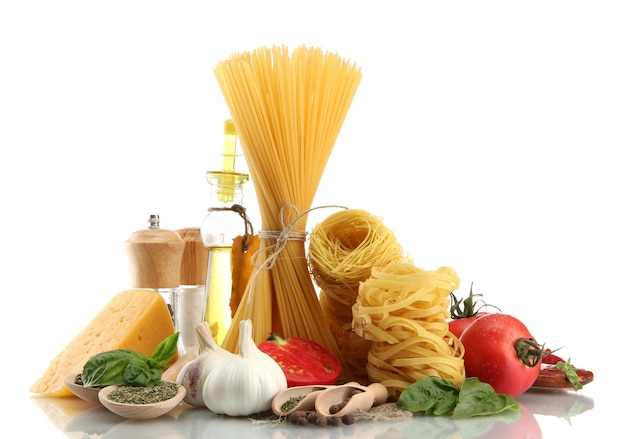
left=281, top=395, right=306, bottom=412
left=107, top=381, right=179, bottom=404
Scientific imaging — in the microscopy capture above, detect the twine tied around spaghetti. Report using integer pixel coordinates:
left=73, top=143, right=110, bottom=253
left=207, top=204, right=254, bottom=252
left=251, top=203, right=348, bottom=272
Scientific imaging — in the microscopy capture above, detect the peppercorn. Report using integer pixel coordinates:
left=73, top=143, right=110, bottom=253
left=288, top=410, right=307, bottom=424
left=315, top=416, right=328, bottom=427
left=342, top=413, right=356, bottom=425
left=328, top=416, right=343, bottom=426
left=329, top=400, right=347, bottom=414
left=307, top=411, right=320, bottom=424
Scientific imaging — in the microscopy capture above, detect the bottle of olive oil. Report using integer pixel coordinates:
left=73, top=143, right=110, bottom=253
left=201, top=120, right=250, bottom=345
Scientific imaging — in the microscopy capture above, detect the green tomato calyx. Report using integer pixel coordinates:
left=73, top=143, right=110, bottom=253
left=266, top=333, right=288, bottom=345
left=515, top=337, right=547, bottom=367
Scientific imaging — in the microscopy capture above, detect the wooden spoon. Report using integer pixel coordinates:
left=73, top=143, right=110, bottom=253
left=315, top=382, right=388, bottom=417
left=63, top=373, right=102, bottom=405
left=98, top=382, right=186, bottom=420
left=271, top=385, right=333, bottom=416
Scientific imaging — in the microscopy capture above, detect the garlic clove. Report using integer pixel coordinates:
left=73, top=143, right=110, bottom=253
left=177, top=355, right=208, bottom=406
left=176, top=322, right=236, bottom=407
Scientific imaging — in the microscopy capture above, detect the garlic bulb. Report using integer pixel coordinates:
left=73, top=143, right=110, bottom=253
left=176, top=321, right=235, bottom=407
left=203, top=319, right=288, bottom=416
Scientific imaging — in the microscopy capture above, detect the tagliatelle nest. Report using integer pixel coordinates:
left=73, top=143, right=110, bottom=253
left=308, top=208, right=407, bottom=383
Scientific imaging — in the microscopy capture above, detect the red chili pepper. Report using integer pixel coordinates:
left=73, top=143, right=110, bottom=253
left=542, top=349, right=566, bottom=365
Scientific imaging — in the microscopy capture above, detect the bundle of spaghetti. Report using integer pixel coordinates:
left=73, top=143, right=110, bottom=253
left=309, top=208, right=405, bottom=382
left=212, top=46, right=362, bottom=367
left=352, top=263, right=465, bottom=398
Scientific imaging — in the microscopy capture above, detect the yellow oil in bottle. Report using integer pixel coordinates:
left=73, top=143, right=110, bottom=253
left=205, top=245, right=233, bottom=345
left=201, top=119, right=250, bottom=346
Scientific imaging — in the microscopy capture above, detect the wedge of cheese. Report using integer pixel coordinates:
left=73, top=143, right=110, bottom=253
left=30, top=289, right=176, bottom=397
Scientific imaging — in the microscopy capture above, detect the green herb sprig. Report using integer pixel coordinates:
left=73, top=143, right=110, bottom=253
left=81, top=332, right=179, bottom=388
left=556, top=358, right=583, bottom=390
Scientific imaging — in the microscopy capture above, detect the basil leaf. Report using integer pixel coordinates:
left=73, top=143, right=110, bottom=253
left=123, top=359, right=163, bottom=387
left=452, top=378, right=519, bottom=419
left=81, top=350, right=147, bottom=387
left=396, top=377, right=460, bottom=415
left=150, top=332, right=179, bottom=365
left=80, top=333, right=177, bottom=388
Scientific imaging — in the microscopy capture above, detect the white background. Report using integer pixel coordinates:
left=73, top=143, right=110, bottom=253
left=1, top=1, right=624, bottom=437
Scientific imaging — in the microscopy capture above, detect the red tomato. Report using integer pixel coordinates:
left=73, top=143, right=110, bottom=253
left=257, top=334, right=342, bottom=387
left=448, top=312, right=488, bottom=338
left=460, top=313, right=543, bottom=397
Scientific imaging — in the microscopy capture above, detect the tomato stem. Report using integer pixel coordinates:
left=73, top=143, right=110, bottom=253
left=449, top=282, right=500, bottom=319
left=515, top=338, right=547, bottom=367
left=266, top=333, right=287, bottom=344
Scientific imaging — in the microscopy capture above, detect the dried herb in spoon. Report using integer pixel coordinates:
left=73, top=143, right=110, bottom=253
left=81, top=332, right=179, bottom=388
left=107, top=381, right=179, bottom=404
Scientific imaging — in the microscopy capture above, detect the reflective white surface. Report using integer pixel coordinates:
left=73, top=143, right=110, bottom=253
left=20, top=383, right=614, bottom=438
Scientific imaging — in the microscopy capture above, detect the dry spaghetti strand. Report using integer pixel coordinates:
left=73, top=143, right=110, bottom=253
left=213, top=46, right=361, bottom=371
left=353, top=263, right=465, bottom=398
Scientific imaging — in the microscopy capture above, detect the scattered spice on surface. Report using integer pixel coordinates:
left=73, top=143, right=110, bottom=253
left=107, top=381, right=179, bottom=404
left=354, top=403, right=413, bottom=422
left=250, top=402, right=412, bottom=428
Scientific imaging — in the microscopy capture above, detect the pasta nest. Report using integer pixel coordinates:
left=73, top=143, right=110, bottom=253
left=308, top=208, right=406, bottom=295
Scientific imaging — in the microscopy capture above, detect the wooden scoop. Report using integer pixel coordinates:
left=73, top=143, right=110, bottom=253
left=271, top=385, right=332, bottom=416
left=315, top=382, right=388, bottom=417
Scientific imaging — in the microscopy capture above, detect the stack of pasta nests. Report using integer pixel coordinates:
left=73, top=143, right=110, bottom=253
left=309, top=209, right=465, bottom=398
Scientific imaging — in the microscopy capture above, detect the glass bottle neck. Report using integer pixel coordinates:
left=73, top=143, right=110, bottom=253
left=201, top=176, right=249, bottom=249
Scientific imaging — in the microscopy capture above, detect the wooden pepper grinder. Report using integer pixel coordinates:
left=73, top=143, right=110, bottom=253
left=174, top=227, right=209, bottom=353
left=125, top=214, right=185, bottom=327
